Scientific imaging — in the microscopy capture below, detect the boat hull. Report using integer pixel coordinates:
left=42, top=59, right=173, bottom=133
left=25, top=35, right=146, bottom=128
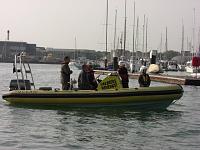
left=2, top=85, right=183, bottom=109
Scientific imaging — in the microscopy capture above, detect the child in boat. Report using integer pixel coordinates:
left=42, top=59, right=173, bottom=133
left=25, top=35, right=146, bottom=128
left=118, top=64, right=129, bottom=88
left=61, top=56, right=73, bottom=90
left=138, top=66, right=151, bottom=87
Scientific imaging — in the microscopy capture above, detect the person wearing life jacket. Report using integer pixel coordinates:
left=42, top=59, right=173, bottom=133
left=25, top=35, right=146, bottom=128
left=138, top=66, right=151, bottom=87
left=118, top=64, right=129, bottom=88
left=61, top=56, right=73, bottom=90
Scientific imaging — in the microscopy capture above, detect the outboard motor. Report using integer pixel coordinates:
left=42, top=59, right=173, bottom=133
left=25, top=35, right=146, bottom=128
left=9, top=79, right=31, bottom=91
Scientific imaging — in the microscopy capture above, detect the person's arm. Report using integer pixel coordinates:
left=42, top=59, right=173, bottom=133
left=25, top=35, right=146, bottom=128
left=147, top=74, right=151, bottom=86
left=62, top=65, right=72, bottom=75
left=138, top=75, right=143, bottom=85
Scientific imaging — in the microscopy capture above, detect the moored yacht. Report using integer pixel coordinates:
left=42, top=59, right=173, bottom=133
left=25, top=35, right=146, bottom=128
left=185, top=60, right=200, bottom=73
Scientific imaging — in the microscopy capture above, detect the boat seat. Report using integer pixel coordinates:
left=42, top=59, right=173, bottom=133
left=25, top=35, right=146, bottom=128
left=9, top=79, right=31, bottom=91
left=39, top=87, right=52, bottom=91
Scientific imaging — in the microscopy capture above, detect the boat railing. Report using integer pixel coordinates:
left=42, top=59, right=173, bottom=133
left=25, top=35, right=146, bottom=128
left=12, top=52, right=35, bottom=90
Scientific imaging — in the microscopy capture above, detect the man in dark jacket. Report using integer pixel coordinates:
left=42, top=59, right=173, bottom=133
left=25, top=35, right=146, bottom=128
left=138, top=66, right=151, bottom=87
left=88, top=65, right=98, bottom=90
left=118, top=64, right=129, bottom=88
left=61, top=56, right=73, bottom=90
left=78, top=64, right=93, bottom=90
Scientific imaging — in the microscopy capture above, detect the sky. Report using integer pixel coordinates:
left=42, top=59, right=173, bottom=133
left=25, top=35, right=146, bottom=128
left=0, top=0, right=200, bottom=53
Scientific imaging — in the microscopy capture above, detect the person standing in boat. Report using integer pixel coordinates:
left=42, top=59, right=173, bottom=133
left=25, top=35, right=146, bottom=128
left=78, top=64, right=92, bottom=90
left=61, top=56, right=73, bottom=90
left=88, top=64, right=98, bottom=90
left=118, top=64, right=129, bottom=88
left=138, top=66, right=151, bottom=87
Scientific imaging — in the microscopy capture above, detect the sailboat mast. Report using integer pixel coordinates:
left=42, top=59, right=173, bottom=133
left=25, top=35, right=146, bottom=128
left=135, top=16, right=139, bottom=59
left=145, top=18, right=148, bottom=59
left=123, top=0, right=127, bottom=57
left=116, top=37, right=120, bottom=51
left=198, top=27, right=200, bottom=55
left=132, top=1, right=136, bottom=61
left=120, top=32, right=123, bottom=56
left=113, top=10, right=117, bottom=55
left=105, top=0, right=109, bottom=68
left=192, top=8, right=196, bottom=56
left=165, top=27, right=168, bottom=60
left=160, top=33, right=162, bottom=61
left=74, top=37, right=77, bottom=60
left=165, top=27, right=168, bottom=52
left=181, top=21, right=184, bottom=65
left=181, top=23, right=184, bottom=53
left=142, top=15, right=146, bottom=58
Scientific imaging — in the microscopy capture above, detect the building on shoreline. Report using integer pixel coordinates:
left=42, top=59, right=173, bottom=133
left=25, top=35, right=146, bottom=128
left=0, top=40, right=107, bottom=64
left=0, top=41, right=36, bottom=62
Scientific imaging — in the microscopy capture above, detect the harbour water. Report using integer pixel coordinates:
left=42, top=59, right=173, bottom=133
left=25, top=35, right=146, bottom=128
left=0, top=63, right=200, bottom=149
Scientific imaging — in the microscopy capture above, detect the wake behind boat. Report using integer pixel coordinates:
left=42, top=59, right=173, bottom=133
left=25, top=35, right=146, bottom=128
left=2, top=53, right=184, bottom=109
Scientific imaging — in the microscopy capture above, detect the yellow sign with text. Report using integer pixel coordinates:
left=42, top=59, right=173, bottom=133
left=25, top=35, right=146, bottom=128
left=97, top=74, right=122, bottom=91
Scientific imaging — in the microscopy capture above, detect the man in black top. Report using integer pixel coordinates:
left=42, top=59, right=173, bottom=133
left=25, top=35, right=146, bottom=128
left=78, top=64, right=92, bottom=90
left=138, top=66, right=151, bottom=87
left=118, top=64, right=129, bottom=88
left=88, top=64, right=98, bottom=90
left=61, top=56, right=73, bottom=90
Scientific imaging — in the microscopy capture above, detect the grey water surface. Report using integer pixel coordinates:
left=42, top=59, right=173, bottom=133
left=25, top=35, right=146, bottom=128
left=0, top=63, right=200, bottom=150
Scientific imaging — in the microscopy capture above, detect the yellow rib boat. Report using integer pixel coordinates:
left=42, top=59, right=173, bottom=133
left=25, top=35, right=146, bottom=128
left=2, top=73, right=183, bottom=109
left=2, top=85, right=183, bottom=109
left=1, top=53, right=184, bottom=109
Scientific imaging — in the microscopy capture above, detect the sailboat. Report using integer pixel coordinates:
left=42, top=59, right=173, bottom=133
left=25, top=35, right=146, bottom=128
left=185, top=45, right=200, bottom=74
left=118, top=0, right=129, bottom=68
left=190, top=45, right=200, bottom=77
left=185, top=8, right=200, bottom=74
left=178, top=21, right=186, bottom=71
left=69, top=37, right=83, bottom=70
left=130, top=1, right=136, bottom=73
left=127, top=1, right=145, bottom=72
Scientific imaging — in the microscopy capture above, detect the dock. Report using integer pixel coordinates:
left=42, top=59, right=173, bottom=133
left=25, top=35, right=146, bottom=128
left=94, top=70, right=200, bottom=86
